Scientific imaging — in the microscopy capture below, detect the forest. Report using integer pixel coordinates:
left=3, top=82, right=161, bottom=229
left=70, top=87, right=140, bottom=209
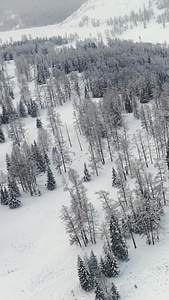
left=1, top=34, right=169, bottom=299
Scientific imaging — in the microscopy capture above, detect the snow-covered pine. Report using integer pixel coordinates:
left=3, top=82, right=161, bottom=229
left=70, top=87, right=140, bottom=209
left=77, top=255, right=94, bottom=292
left=112, top=168, right=118, bottom=187
left=107, top=282, right=120, bottom=300
left=83, top=162, right=91, bottom=182
left=94, top=279, right=106, bottom=300
left=18, top=100, right=27, bottom=118
left=31, top=141, right=46, bottom=174
left=0, top=186, right=9, bottom=205
left=87, top=250, right=100, bottom=280
left=0, top=127, right=5, bottom=143
left=46, top=167, right=56, bottom=191
left=110, top=214, right=129, bottom=261
left=8, top=176, right=21, bottom=209
left=30, top=99, right=38, bottom=118
left=101, top=252, right=119, bottom=278
left=36, top=117, right=42, bottom=128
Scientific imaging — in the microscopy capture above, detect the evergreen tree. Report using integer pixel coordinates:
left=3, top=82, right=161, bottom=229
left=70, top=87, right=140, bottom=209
left=103, top=252, right=119, bottom=278
left=27, top=102, right=31, bottom=115
left=0, top=127, right=5, bottom=143
left=108, top=282, right=120, bottom=300
left=19, top=100, right=27, bottom=118
left=83, top=162, right=91, bottom=182
left=36, top=118, right=43, bottom=128
left=30, top=99, right=38, bottom=118
left=44, top=152, right=50, bottom=168
left=8, top=194, right=21, bottom=209
left=100, top=256, right=106, bottom=277
left=77, top=255, right=93, bottom=292
left=8, top=177, right=20, bottom=198
left=94, top=279, right=106, bottom=300
left=1, top=105, right=9, bottom=124
left=166, top=138, right=169, bottom=170
left=88, top=250, right=100, bottom=279
left=110, top=215, right=129, bottom=261
left=31, top=141, right=46, bottom=173
left=0, top=186, right=8, bottom=205
left=8, top=177, right=21, bottom=209
left=125, top=95, right=133, bottom=113
left=47, top=167, right=56, bottom=190
left=112, top=168, right=118, bottom=187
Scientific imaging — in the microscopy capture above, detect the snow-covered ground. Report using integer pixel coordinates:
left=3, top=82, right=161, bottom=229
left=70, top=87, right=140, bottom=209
left=0, top=60, right=169, bottom=300
left=0, top=0, right=168, bottom=45
left=1, top=0, right=169, bottom=299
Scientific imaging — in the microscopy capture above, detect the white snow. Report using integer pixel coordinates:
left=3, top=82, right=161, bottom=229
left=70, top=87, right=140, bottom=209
left=1, top=0, right=169, bottom=299
left=0, top=0, right=169, bottom=45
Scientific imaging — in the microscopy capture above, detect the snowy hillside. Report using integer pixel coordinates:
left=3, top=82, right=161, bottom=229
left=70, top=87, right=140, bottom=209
left=1, top=0, right=169, bottom=300
left=61, top=0, right=151, bottom=26
left=0, top=0, right=169, bottom=44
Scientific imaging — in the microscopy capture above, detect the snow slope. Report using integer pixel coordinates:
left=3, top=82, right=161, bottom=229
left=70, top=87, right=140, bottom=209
left=0, top=0, right=168, bottom=45
left=0, top=59, right=169, bottom=300
left=1, top=1, right=169, bottom=300
left=61, top=0, right=151, bottom=26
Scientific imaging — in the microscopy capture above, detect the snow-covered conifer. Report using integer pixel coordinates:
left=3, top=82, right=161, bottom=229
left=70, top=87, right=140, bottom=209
left=47, top=167, right=56, bottom=190
left=36, top=118, right=42, bottom=128
left=8, top=177, right=21, bottom=209
left=110, top=214, right=128, bottom=261
left=0, top=186, right=8, bottom=205
left=77, top=255, right=93, bottom=291
left=88, top=250, right=100, bottom=280
left=83, top=162, right=91, bottom=182
left=94, top=279, right=106, bottom=300
left=108, top=282, right=120, bottom=300
left=103, top=252, right=119, bottom=278
left=0, top=127, right=5, bottom=143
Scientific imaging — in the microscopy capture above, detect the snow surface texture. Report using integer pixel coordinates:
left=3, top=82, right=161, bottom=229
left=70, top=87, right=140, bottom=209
left=0, top=0, right=168, bottom=44
left=1, top=65, right=169, bottom=300
left=1, top=0, right=169, bottom=300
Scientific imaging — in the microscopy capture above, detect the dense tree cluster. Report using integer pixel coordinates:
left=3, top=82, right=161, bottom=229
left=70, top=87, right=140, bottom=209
left=77, top=249, right=120, bottom=299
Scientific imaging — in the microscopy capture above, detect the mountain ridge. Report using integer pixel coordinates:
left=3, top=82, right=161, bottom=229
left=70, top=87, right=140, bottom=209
left=0, top=0, right=169, bottom=44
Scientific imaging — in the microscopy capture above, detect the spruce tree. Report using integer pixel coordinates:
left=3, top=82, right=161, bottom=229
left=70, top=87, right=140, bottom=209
left=30, top=99, right=38, bottom=118
left=83, top=162, right=91, bottom=182
left=31, top=141, right=46, bottom=173
left=77, top=255, right=93, bottom=292
left=1, top=105, right=9, bottom=124
left=94, top=279, right=106, bottom=300
left=103, top=252, right=119, bottom=278
left=166, top=139, right=169, bottom=170
left=0, top=128, right=5, bottom=143
left=47, top=167, right=56, bottom=190
left=44, top=152, right=50, bottom=168
left=1, top=186, right=8, bottom=205
left=110, top=215, right=128, bottom=261
left=8, top=177, right=20, bottom=198
left=36, top=118, right=43, bottom=128
left=88, top=250, right=100, bottom=280
left=112, top=168, right=118, bottom=187
left=125, top=95, right=133, bottom=113
left=19, top=100, right=27, bottom=118
left=8, top=177, right=21, bottom=209
left=100, top=256, right=106, bottom=277
left=108, top=282, right=120, bottom=300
